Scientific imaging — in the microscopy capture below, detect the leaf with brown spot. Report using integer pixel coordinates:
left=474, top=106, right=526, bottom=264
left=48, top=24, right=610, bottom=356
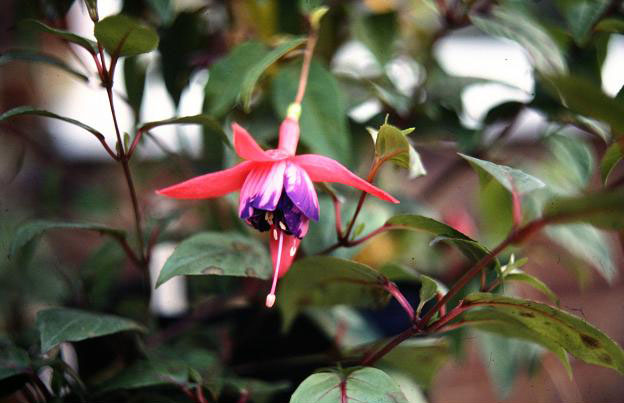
left=461, top=293, right=624, bottom=374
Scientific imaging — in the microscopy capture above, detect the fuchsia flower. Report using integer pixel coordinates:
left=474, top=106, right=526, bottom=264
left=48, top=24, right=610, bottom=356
left=157, top=107, right=398, bottom=307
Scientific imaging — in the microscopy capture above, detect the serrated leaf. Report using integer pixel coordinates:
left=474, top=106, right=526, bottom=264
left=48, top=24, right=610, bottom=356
left=290, top=367, right=408, bottom=403
left=542, top=188, right=624, bottom=230
left=10, top=220, right=125, bottom=256
left=94, top=15, right=159, bottom=57
left=138, top=114, right=228, bottom=143
left=470, top=7, right=567, bottom=75
left=379, top=338, right=450, bottom=389
left=0, top=344, right=31, bottom=381
left=600, top=142, right=623, bottom=185
left=464, top=293, right=624, bottom=374
left=504, top=271, right=559, bottom=305
left=155, top=232, right=271, bottom=288
left=36, top=308, right=145, bottom=352
left=547, top=75, right=624, bottom=138
left=241, top=37, right=306, bottom=111
left=0, top=106, right=103, bottom=138
left=272, top=60, right=351, bottom=164
left=353, top=12, right=397, bottom=66
left=277, top=256, right=391, bottom=328
left=204, top=41, right=269, bottom=117
left=554, top=0, right=610, bottom=45
left=22, top=19, right=97, bottom=54
left=385, top=215, right=498, bottom=267
left=459, top=153, right=546, bottom=194
left=0, top=50, right=88, bottom=81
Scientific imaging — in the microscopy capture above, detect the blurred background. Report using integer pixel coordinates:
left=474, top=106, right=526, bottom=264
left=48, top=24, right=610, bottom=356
left=1, top=0, right=623, bottom=402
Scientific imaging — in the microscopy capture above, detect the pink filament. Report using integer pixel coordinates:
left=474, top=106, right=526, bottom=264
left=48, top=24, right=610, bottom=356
left=266, top=228, right=284, bottom=308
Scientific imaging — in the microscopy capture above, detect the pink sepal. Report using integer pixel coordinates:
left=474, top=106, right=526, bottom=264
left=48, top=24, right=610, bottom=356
left=233, top=123, right=285, bottom=162
left=277, top=118, right=300, bottom=155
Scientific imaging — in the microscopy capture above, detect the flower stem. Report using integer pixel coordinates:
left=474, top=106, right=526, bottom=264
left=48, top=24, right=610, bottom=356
left=294, top=19, right=320, bottom=105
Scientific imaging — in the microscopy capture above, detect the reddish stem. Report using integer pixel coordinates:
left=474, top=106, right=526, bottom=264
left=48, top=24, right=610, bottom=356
left=385, top=281, right=415, bottom=322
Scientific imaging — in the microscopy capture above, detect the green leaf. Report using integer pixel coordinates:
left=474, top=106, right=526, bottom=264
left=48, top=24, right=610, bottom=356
left=547, top=75, right=624, bottom=138
left=378, top=338, right=450, bottom=389
left=462, top=309, right=573, bottom=378
left=542, top=188, right=624, bottom=230
left=277, top=256, right=391, bottom=329
left=369, top=123, right=426, bottom=179
left=10, top=220, right=125, bottom=256
left=0, top=106, right=104, bottom=139
left=98, top=349, right=218, bottom=392
left=385, top=215, right=498, bottom=267
left=124, top=56, right=147, bottom=120
left=470, top=7, right=567, bottom=75
left=22, top=19, right=98, bottom=54
left=272, top=60, right=351, bottom=164
left=204, top=41, right=269, bottom=117
left=504, top=271, right=559, bottom=305
left=138, top=114, right=228, bottom=144
left=417, top=275, right=438, bottom=316
left=464, top=293, right=624, bottom=374
left=459, top=153, right=546, bottom=194
left=290, top=367, right=408, bottom=403
left=595, top=18, right=624, bottom=33
left=353, top=12, right=397, bottom=66
left=545, top=224, right=616, bottom=283
left=36, top=308, right=145, bottom=352
left=554, top=0, right=610, bottom=45
left=0, top=344, right=31, bottom=381
left=146, top=0, right=174, bottom=24
left=600, top=142, right=623, bottom=185
left=155, top=232, right=271, bottom=288
left=94, top=15, right=159, bottom=57
left=83, top=0, right=98, bottom=21
left=241, top=37, right=306, bottom=111
left=0, top=50, right=88, bottom=81
left=306, top=307, right=382, bottom=349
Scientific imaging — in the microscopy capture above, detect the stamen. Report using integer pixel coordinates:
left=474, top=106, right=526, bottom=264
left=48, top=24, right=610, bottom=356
left=273, top=228, right=278, bottom=240
left=279, top=221, right=287, bottom=231
left=266, top=229, right=284, bottom=308
left=290, top=245, right=297, bottom=257
left=265, top=212, right=273, bottom=225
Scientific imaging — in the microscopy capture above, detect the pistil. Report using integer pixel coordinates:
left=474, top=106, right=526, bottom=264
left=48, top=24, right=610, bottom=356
left=265, top=226, right=284, bottom=308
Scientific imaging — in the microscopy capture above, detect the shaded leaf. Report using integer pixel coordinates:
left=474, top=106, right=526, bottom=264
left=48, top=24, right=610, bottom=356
left=0, top=344, right=31, bottom=381
left=98, top=349, right=218, bottom=392
left=600, top=142, right=623, bottom=185
left=504, top=271, right=559, bottom=305
left=124, top=56, right=147, bottom=120
left=138, top=115, right=228, bottom=144
left=204, top=41, right=269, bottom=117
left=272, top=60, right=351, bottom=164
left=459, top=153, right=546, bottom=194
left=155, top=232, right=271, bottom=288
left=353, top=12, right=397, bottom=66
left=241, top=37, right=306, bottom=111
left=547, top=74, right=624, bottom=138
left=542, top=188, right=624, bottom=230
left=471, top=7, right=567, bottom=75
left=379, top=338, right=450, bottom=389
left=290, top=367, right=408, bottom=403
left=417, top=275, right=438, bottom=316
left=277, top=256, right=391, bottom=328
left=10, top=220, right=125, bottom=256
left=83, top=0, right=98, bottom=21
left=385, top=215, right=498, bottom=267
left=22, top=19, right=97, bottom=54
left=0, top=106, right=103, bottom=138
left=36, top=308, right=145, bottom=352
left=554, top=0, right=610, bottom=45
left=464, top=293, right=624, bottom=373
left=94, top=15, right=159, bottom=57
left=306, top=306, right=382, bottom=349
left=0, top=50, right=88, bottom=81
left=595, top=18, right=624, bottom=33
left=147, top=0, right=174, bottom=24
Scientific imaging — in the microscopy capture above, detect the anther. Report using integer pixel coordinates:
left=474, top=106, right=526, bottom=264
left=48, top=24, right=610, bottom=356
left=279, top=221, right=287, bottom=231
left=290, top=246, right=297, bottom=256
left=273, top=229, right=278, bottom=240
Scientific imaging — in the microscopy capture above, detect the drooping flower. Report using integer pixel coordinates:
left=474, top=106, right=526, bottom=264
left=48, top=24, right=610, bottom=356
left=157, top=105, right=398, bottom=307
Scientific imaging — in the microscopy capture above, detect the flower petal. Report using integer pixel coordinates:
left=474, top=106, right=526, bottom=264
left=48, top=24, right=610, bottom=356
left=239, top=162, right=286, bottom=219
left=233, top=123, right=284, bottom=162
left=270, top=227, right=300, bottom=278
left=293, top=154, right=400, bottom=203
left=284, top=161, right=319, bottom=221
left=157, top=161, right=254, bottom=199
